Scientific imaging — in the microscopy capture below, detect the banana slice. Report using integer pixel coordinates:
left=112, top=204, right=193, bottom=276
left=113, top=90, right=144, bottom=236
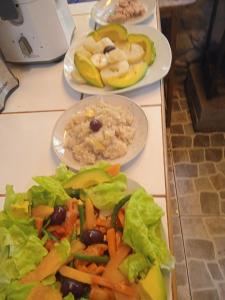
left=100, top=60, right=129, bottom=83
left=91, top=53, right=108, bottom=69
left=76, top=45, right=92, bottom=58
left=97, top=37, right=115, bottom=52
left=82, top=36, right=101, bottom=54
left=125, top=43, right=144, bottom=64
left=71, top=69, right=86, bottom=84
left=106, top=48, right=127, bottom=64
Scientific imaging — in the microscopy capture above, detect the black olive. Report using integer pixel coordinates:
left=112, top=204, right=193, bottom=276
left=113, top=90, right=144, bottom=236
left=50, top=206, right=66, bottom=225
left=60, top=276, right=89, bottom=298
left=90, top=119, right=102, bottom=132
left=103, top=45, right=116, bottom=54
left=82, top=229, right=104, bottom=245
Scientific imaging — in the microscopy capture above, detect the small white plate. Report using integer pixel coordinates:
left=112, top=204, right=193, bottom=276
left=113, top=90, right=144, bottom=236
left=64, top=25, right=172, bottom=95
left=91, top=0, right=156, bottom=26
left=52, top=95, right=148, bottom=170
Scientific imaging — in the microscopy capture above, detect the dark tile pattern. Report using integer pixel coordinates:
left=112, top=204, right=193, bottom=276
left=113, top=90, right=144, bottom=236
left=168, top=80, right=225, bottom=299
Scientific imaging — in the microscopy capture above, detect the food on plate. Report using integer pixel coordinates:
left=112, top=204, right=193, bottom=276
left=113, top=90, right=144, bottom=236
left=0, top=164, right=174, bottom=299
left=73, top=23, right=156, bottom=89
left=108, top=0, right=146, bottom=23
left=64, top=101, right=136, bottom=165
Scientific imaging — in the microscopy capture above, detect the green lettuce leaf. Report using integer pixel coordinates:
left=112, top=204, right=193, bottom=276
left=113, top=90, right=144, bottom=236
left=82, top=173, right=127, bottom=211
left=4, top=185, right=29, bottom=218
left=32, top=176, right=69, bottom=206
left=4, top=281, right=37, bottom=300
left=123, top=188, right=173, bottom=268
left=28, top=185, right=56, bottom=208
left=0, top=211, right=47, bottom=292
left=53, top=164, right=75, bottom=184
left=119, top=253, right=150, bottom=283
left=63, top=293, right=75, bottom=300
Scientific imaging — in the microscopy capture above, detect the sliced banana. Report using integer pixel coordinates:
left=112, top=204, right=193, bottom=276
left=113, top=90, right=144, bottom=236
left=97, top=37, right=115, bottom=52
left=115, top=41, right=131, bottom=52
left=91, top=53, right=108, bottom=69
left=82, top=36, right=101, bottom=54
left=76, top=45, right=92, bottom=58
left=71, top=69, right=86, bottom=84
left=100, top=60, right=129, bottom=83
left=106, top=48, right=127, bottom=64
left=124, top=43, right=144, bottom=64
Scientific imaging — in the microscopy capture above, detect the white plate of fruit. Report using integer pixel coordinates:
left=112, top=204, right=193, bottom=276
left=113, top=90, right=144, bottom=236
left=64, top=24, right=172, bottom=95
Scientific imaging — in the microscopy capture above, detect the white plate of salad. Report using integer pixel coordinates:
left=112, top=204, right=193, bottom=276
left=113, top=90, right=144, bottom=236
left=0, top=164, right=174, bottom=299
left=52, top=95, right=148, bottom=170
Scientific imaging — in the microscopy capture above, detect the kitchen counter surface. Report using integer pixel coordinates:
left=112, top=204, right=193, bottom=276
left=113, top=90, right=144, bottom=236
left=0, top=1, right=176, bottom=298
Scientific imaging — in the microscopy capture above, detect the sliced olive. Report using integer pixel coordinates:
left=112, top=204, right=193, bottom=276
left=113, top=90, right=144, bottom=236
left=103, top=45, right=116, bottom=54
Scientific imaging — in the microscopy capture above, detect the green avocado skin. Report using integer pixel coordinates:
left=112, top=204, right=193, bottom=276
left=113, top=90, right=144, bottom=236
left=128, top=34, right=156, bottom=66
left=105, top=62, right=148, bottom=89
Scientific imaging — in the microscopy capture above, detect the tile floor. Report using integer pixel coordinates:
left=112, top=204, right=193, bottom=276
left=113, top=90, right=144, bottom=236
left=168, top=82, right=225, bottom=300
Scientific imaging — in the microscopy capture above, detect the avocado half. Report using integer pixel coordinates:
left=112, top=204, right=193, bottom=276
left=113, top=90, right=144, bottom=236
left=63, top=168, right=111, bottom=190
left=74, top=53, right=104, bottom=88
left=138, top=264, right=167, bottom=300
left=128, top=34, right=156, bottom=65
left=91, top=24, right=128, bottom=42
left=104, top=61, right=148, bottom=89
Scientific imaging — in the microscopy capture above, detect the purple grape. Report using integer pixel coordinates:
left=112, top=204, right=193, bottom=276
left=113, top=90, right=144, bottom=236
left=50, top=206, right=66, bottom=225
left=90, top=119, right=102, bottom=132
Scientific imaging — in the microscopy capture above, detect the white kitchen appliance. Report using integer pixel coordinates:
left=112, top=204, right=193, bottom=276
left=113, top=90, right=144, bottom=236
left=0, top=0, right=75, bottom=63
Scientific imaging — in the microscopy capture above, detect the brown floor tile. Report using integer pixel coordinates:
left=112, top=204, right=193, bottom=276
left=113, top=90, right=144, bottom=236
left=176, top=179, right=195, bottom=195
left=183, top=123, right=194, bottom=135
left=185, top=239, right=215, bottom=260
left=171, top=111, right=189, bottom=124
left=193, top=134, right=210, bottom=147
left=175, top=163, right=198, bottom=178
left=207, top=263, right=224, bottom=280
left=172, top=215, right=181, bottom=235
left=194, top=177, right=214, bottom=191
left=188, top=260, right=214, bottom=289
left=192, top=289, right=220, bottom=300
left=171, top=135, right=192, bottom=148
left=210, top=133, right=225, bottom=147
left=200, top=192, right=220, bottom=214
left=181, top=217, right=209, bottom=239
left=189, top=149, right=204, bottom=162
left=205, top=148, right=223, bottom=162
left=171, top=124, right=184, bottom=134
left=214, top=237, right=225, bottom=257
left=173, top=149, right=189, bottom=163
left=204, top=217, right=225, bottom=235
left=173, top=235, right=185, bottom=263
left=199, top=162, right=216, bottom=176
left=178, top=194, right=201, bottom=215
left=210, top=173, right=225, bottom=190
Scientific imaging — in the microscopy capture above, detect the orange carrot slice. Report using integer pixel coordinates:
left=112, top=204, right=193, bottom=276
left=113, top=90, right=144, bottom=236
left=106, top=228, right=116, bottom=257
left=106, top=164, right=121, bottom=176
left=85, top=198, right=96, bottom=230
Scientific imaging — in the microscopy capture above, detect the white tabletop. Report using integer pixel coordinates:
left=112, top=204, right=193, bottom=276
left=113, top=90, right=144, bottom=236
left=0, top=2, right=172, bottom=297
left=0, top=1, right=167, bottom=198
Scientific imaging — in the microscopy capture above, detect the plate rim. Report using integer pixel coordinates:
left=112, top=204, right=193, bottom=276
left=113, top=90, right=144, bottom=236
left=52, top=94, right=149, bottom=170
left=64, top=25, right=172, bottom=95
left=90, top=0, right=156, bottom=26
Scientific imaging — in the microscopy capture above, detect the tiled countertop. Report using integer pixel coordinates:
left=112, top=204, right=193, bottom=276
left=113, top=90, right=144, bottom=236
left=0, top=1, right=175, bottom=298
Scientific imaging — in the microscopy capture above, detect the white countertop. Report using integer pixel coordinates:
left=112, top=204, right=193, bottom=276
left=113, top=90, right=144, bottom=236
left=1, top=1, right=166, bottom=197
left=0, top=2, right=173, bottom=297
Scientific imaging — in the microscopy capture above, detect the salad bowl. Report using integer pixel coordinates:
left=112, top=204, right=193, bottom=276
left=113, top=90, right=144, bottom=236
left=0, top=164, right=173, bottom=299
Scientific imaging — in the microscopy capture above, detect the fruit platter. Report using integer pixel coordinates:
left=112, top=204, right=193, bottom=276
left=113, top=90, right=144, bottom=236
left=64, top=23, right=172, bottom=95
left=0, top=164, right=173, bottom=299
